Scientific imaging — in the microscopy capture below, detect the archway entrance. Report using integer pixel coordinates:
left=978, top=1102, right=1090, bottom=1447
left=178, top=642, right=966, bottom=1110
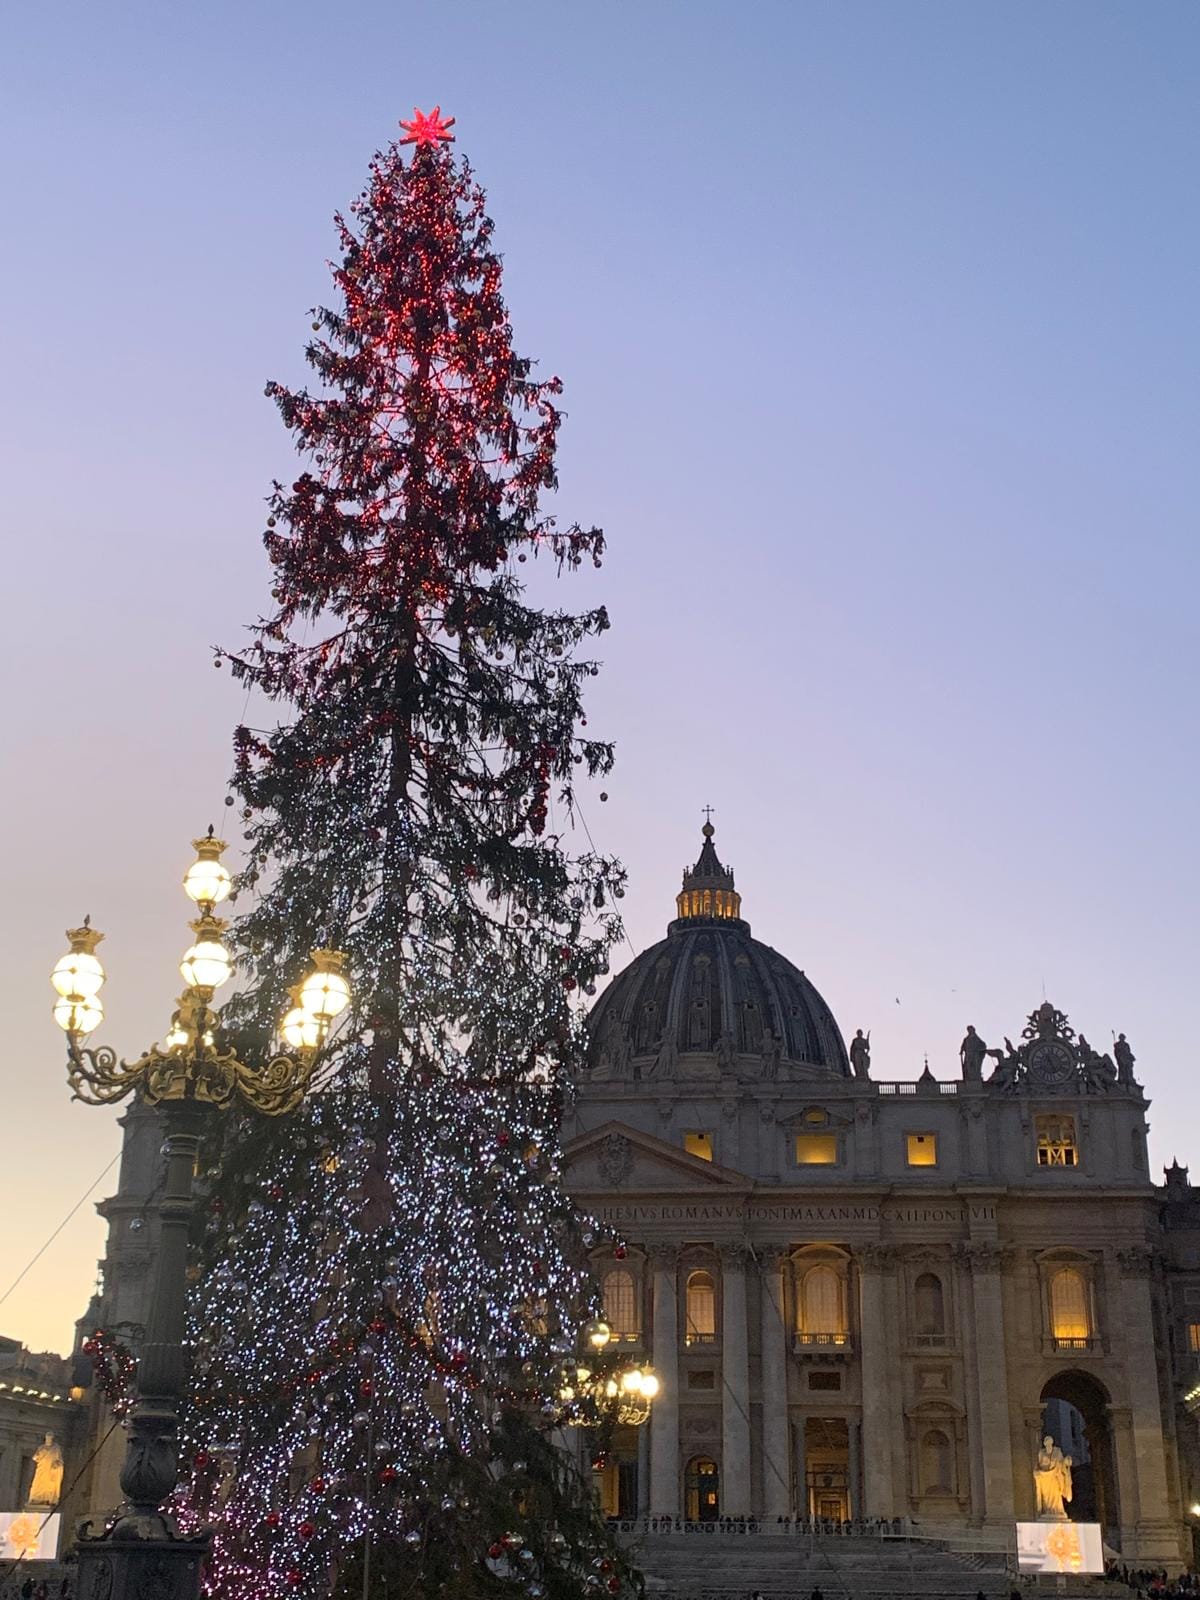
left=593, top=1426, right=640, bottom=1518
left=1040, top=1372, right=1117, bottom=1538
left=685, top=1457, right=719, bottom=1521
left=805, top=1417, right=849, bottom=1521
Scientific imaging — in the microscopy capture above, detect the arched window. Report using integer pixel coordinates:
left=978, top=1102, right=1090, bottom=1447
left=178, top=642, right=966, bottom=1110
left=602, top=1269, right=639, bottom=1342
left=914, top=1272, right=946, bottom=1343
left=920, top=1428, right=954, bottom=1494
left=1049, top=1267, right=1091, bottom=1345
left=685, top=1270, right=716, bottom=1343
left=799, top=1265, right=845, bottom=1345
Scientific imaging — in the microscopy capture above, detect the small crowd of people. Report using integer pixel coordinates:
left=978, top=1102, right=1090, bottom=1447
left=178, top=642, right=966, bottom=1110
left=1, top=1579, right=72, bottom=1599
left=1106, top=1563, right=1200, bottom=1597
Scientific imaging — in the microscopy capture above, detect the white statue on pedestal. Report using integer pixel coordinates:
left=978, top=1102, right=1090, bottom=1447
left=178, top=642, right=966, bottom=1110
left=28, top=1432, right=63, bottom=1506
left=1034, top=1433, right=1073, bottom=1521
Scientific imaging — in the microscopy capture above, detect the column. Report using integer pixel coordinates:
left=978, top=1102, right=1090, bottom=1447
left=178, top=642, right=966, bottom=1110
left=848, top=1419, right=861, bottom=1520
left=964, top=1242, right=1015, bottom=1526
left=721, top=1243, right=752, bottom=1515
left=796, top=1417, right=808, bottom=1521
left=637, top=1422, right=651, bottom=1516
left=858, top=1245, right=897, bottom=1517
left=760, top=1249, right=792, bottom=1517
left=649, top=1246, right=680, bottom=1516
left=1117, top=1248, right=1177, bottom=1559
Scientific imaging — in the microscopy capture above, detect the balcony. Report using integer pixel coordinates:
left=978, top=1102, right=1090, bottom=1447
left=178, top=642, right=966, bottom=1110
left=684, top=1331, right=718, bottom=1348
left=793, top=1331, right=853, bottom=1361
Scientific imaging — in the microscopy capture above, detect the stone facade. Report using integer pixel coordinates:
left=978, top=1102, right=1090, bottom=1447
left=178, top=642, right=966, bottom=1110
left=561, top=828, right=1198, bottom=1567
left=77, top=827, right=1200, bottom=1569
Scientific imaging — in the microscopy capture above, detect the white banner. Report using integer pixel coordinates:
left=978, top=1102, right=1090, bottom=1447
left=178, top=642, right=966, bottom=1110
left=0, top=1511, right=61, bottom=1562
left=1016, top=1520, right=1103, bottom=1575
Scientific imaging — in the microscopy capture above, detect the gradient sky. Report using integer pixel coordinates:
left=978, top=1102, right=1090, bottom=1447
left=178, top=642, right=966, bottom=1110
left=2, top=1, right=1197, bottom=1356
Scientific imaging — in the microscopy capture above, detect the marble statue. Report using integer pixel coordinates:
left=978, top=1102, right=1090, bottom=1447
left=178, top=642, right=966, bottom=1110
left=1114, top=1032, right=1136, bottom=1085
left=959, top=1025, right=988, bottom=1082
left=28, top=1433, right=63, bottom=1506
left=1034, top=1434, right=1073, bottom=1521
left=849, top=1028, right=871, bottom=1080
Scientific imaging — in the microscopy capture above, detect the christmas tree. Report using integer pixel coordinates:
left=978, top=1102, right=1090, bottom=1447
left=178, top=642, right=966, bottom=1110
left=178, top=107, right=640, bottom=1599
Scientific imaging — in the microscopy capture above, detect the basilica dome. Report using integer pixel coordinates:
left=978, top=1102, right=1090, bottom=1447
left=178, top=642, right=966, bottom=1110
left=586, top=825, right=850, bottom=1078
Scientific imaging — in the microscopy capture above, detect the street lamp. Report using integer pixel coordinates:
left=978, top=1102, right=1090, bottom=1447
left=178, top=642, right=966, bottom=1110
left=558, top=1319, right=658, bottom=1429
left=52, top=830, right=350, bottom=1600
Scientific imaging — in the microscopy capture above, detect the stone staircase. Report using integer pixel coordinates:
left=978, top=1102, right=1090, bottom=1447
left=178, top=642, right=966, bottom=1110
left=621, top=1531, right=1129, bottom=1600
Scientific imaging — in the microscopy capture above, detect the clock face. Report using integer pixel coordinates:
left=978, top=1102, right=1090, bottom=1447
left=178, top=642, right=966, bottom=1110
left=1028, top=1038, right=1075, bottom=1085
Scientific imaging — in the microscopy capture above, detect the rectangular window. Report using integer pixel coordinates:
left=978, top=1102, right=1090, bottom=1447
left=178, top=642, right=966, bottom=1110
left=1036, top=1114, right=1079, bottom=1168
left=906, top=1132, right=938, bottom=1167
left=684, top=1131, right=713, bottom=1162
left=795, top=1133, right=838, bottom=1166
left=687, top=1370, right=716, bottom=1390
left=1188, top=1323, right=1200, bottom=1354
left=808, top=1371, right=842, bottom=1391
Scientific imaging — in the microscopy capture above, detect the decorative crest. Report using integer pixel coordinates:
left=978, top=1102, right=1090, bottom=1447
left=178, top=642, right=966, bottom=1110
left=399, top=106, right=456, bottom=148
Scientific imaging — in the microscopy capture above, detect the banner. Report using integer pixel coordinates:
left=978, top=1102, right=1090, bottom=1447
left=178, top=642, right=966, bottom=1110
left=1016, top=1520, right=1103, bottom=1575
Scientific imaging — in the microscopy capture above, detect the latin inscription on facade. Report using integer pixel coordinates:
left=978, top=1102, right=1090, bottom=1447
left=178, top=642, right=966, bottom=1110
left=594, top=1201, right=996, bottom=1228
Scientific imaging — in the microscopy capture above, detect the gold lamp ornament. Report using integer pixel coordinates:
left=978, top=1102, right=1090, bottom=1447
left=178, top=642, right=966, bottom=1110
left=52, top=828, right=351, bottom=1113
left=50, top=921, right=106, bottom=1036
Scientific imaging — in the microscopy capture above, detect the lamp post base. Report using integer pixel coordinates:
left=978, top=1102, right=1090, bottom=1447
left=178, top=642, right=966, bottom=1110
left=74, top=1518, right=211, bottom=1600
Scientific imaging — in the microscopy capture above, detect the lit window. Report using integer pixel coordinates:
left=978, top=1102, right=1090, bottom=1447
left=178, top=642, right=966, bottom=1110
left=684, top=1131, right=713, bottom=1162
left=685, top=1270, right=716, bottom=1343
left=1049, top=1267, right=1091, bottom=1346
left=796, top=1133, right=838, bottom=1166
left=906, top=1132, right=938, bottom=1167
left=602, top=1269, right=640, bottom=1342
left=1036, top=1115, right=1078, bottom=1168
left=798, top=1264, right=846, bottom=1345
left=1188, top=1323, right=1200, bottom=1354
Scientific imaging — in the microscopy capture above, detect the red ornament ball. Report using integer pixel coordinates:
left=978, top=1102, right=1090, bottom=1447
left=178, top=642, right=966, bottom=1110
left=265, top=1511, right=281, bottom=1528
left=298, top=1520, right=315, bottom=1540
left=310, top=1476, right=327, bottom=1494
left=488, top=1542, right=504, bottom=1559
left=607, top=1580, right=621, bottom=1594
left=193, top=1450, right=210, bottom=1468
left=286, top=1570, right=302, bottom=1587
left=614, top=1244, right=627, bottom=1260
left=379, top=1466, right=398, bottom=1484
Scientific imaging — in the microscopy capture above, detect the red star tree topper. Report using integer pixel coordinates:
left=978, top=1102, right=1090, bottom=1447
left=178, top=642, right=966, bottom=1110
left=398, top=104, right=456, bottom=147
left=176, top=111, right=634, bottom=1600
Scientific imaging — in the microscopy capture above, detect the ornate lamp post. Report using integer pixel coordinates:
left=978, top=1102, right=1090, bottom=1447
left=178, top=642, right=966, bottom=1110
left=560, top=1318, right=659, bottom=1429
left=51, top=831, right=350, bottom=1600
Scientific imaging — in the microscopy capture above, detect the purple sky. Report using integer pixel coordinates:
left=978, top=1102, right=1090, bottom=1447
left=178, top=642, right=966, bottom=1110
left=3, top=2, right=1197, bottom=1355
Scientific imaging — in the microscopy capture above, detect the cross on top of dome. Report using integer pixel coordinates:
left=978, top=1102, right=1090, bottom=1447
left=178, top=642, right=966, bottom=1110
left=676, top=814, right=742, bottom=925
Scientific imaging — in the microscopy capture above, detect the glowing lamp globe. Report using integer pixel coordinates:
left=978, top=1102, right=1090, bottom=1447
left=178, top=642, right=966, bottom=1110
left=281, top=1004, right=322, bottom=1053
left=583, top=1318, right=611, bottom=1351
left=180, top=915, right=233, bottom=991
left=620, top=1367, right=644, bottom=1395
left=163, top=1020, right=189, bottom=1052
left=299, top=950, right=351, bottom=1023
left=51, top=924, right=105, bottom=1000
left=53, top=991, right=103, bottom=1036
left=183, top=832, right=232, bottom=908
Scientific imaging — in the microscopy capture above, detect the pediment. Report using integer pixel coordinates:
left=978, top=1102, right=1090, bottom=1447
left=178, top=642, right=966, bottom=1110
left=563, top=1120, right=752, bottom=1194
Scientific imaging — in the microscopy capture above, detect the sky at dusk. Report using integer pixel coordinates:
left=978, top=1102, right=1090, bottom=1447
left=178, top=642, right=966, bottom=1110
left=2, top=1, right=1196, bottom=1355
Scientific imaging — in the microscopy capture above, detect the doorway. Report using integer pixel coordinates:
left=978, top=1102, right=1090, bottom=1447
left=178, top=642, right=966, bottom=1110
left=685, top=1456, right=720, bottom=1521
left=1040, top=1371, right=1118, bottom=1536
left=805, top=1417, right=850, bottom=1521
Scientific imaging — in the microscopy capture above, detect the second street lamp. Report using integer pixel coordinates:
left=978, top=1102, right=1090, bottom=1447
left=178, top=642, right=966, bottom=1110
left=53, top=830, right=350, bottom=1600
